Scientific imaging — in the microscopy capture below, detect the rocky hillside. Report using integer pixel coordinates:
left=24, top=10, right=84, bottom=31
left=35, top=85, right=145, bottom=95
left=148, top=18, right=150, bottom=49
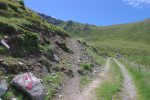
left=0, top=0, right=75, bottom=100
left=38, top=14, right=99, bottom=37
left=38, top=13, right=64, bottom=26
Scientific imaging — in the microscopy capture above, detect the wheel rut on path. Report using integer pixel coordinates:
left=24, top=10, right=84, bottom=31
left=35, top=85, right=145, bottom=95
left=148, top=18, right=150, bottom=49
left=114, top=58, right=137, bottom=100
left=81, top=58, right=110, bottom=100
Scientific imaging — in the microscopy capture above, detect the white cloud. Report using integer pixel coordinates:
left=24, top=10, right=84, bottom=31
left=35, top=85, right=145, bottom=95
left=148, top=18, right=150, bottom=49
left=123, top=0, right=150, bottom=7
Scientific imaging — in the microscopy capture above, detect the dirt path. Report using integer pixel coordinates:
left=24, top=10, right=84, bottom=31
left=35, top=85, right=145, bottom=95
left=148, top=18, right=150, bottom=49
left=114, top=59, right=137, bottom=100
left=53, top=39, right=111, bottom=100
left=81, top=58, right=110, bottom=100
left=53, top=39, right=82, bottom=100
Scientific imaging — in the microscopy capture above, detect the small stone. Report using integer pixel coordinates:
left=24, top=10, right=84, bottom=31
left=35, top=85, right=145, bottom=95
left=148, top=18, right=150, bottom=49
left=0, top=59, right=3, bottom=63
left=59, top=95, right=62, bottom=98
left=67, top=64, right=71, bottom=66
left=93, top=70, right=96, bottom=73
left=51, top=73, right=55, bottom=76
left=65, top=90, right=69, bottom=93
left=18, top=62, right=24, bottom=65
left=1, top=39, right=10, bottom=49
left=5, top=77, right=8, bottom=79
left=86, top=57, right=89, bottom=60
left=58, top=87, right=61, bottom=90
left=0, top=80, right=8, bottom=96
left=54, top=55, right=59, bottom=62
left=78, top=60, right=81, bottom=63
left=10, top=98, right=17, bottom=100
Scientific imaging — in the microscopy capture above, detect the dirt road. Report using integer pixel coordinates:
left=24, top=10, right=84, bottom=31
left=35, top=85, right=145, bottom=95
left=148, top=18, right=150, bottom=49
left=81, top=58, right=110, bottom=100
left=114, top=59, right=137, bottom=100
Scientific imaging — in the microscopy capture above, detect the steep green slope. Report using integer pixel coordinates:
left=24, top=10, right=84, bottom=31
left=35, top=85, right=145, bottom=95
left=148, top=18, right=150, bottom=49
left=0, top=0, right=68, bottom=57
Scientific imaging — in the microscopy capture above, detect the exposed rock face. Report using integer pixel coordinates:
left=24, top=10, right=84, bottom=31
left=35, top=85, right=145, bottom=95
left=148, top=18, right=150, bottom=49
left=38, top=13, right=64, bottom=25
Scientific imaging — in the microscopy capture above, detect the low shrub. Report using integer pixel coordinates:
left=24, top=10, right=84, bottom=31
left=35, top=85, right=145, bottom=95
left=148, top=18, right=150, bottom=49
left=38, top=57, right=52, bottom=72
left=55, top=41, right=71, bottom=53
left=8, top=4, right=19, bottom=12
left=18, top=0, right=25, bottom=6
left=78, top=62, right=94, bottom=75
left=8, top=32, right=40, bottom=57
left=80, top=62, right=93, bottom=71
left=39, top=44, right=53, bottom=59
left=0, top=10, right=12, bottom=17
left=0, top=22, right=18, bottom=35
left=0, top=46, right=6, bottom=54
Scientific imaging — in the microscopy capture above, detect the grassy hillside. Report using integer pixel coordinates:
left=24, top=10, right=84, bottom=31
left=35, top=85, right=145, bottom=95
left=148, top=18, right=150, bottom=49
left=59, top=20, right=150, bottom=55
left=82, top=21, right=150, bottom=55
left=71, top=21, right=149, bottom=56
left=0, top=0, right=70, bottom=99
left=0, top=0, right=68, bottom=57
left=39, top=14, right=150, bottom=56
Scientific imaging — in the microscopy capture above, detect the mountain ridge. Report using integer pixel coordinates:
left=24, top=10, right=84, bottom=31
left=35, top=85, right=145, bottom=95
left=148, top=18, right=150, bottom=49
left=39, top=13, right=150, bottom=55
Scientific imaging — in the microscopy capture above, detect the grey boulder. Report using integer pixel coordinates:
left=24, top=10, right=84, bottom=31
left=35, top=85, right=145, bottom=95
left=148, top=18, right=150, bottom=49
left=11, top=72, right=46, bottom=100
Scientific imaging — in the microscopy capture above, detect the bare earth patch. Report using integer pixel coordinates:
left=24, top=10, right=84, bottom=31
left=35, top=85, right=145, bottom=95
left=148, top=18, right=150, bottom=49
left=52, top=39, right=82, bottom=100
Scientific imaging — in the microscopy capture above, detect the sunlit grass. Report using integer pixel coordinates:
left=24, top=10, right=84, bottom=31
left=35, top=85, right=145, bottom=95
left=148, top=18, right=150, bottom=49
left=119, top=59, right=150, bottom=100
left=95, top=59, right=123, bottom=100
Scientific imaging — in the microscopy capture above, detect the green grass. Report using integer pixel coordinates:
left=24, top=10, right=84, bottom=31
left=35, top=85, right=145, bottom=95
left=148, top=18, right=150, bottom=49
left=80, top=62, right=93, bottom=71
left=86, top=46, right=106, bottom=65
left=78, top=62, right=94, bottom=75
left=42, top=72, right=64, bottom=100
left=80, top=76, right=92, bottom=88
left=119, top=59, right=150, bottom=100
left=95, top=59, right=123, bottom=100
left=3, top=91, right=14, bottom=100
left=127, top=55, right=150, bottom=67
left=84, top=38, right=150, bottom=55
left=3, top=87, right=26, bottom=100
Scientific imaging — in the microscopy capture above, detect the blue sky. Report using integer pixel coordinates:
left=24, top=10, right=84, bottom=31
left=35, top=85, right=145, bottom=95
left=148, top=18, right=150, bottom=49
left=24, top=0, right=150, bottom=26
